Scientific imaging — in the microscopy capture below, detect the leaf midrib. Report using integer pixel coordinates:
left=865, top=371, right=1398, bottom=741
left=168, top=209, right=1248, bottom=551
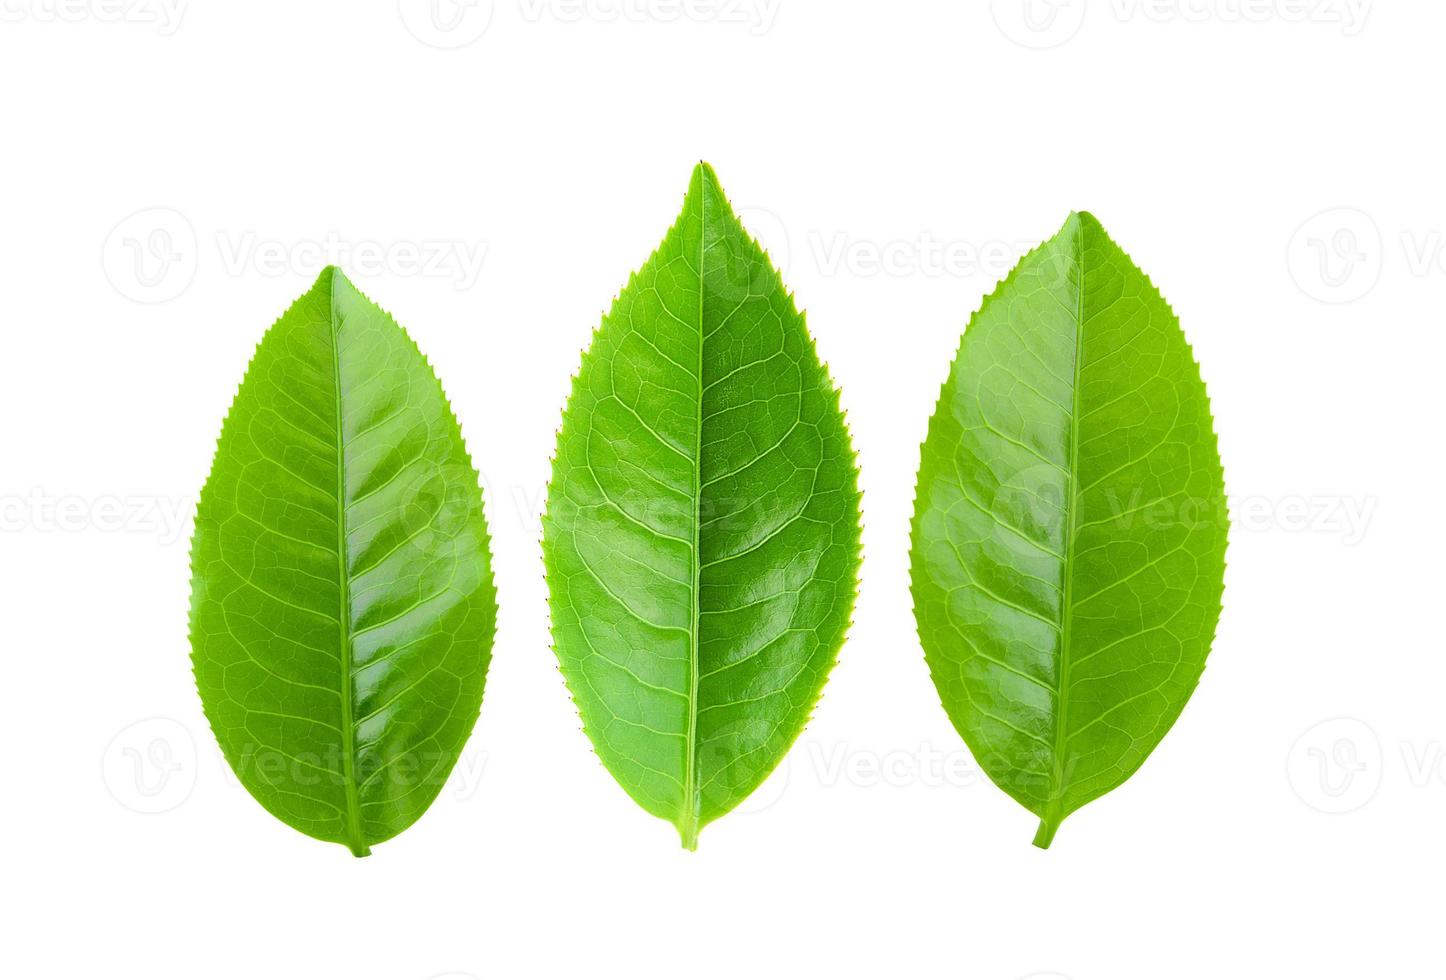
left=1038, top=219, right=1087, bottom=846
left=680, top=177, right=707, bottom=849
left=328, top=273, right=370, bottom=858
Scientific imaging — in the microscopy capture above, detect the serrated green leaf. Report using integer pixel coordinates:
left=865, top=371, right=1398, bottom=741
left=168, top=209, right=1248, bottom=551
left=910, top=212, right=1227, bottom=848
left=543, top=163, right=862, bottom=849
left=189, top=267, right=496, bottom=857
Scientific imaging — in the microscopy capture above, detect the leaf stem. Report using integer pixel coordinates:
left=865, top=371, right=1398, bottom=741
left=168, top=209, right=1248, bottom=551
left=678, top=814, right=700, bottom=852
left=1032, top=811, right=1061, bottom=849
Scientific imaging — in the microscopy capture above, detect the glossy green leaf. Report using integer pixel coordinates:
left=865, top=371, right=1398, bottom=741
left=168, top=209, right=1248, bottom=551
left=189, top=267, right=496, bottom=857
left=910, top=213, right=1226, bottom=848
left=543, top=163, right=861, bottom=849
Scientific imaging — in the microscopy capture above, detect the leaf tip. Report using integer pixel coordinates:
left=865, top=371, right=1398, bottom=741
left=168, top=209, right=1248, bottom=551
left=1059, top=209, right=1106, bottom=241
left=691, top=159, right=719, bottom=185
left=311, top=263, right=344, bottom=291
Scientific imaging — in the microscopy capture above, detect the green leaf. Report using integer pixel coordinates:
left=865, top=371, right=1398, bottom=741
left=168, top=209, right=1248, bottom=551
left=910, top=212, right=1227, bottom=848
left=543, top=162, right=862, bottom=849
left=189, top=267, right=496, bottom=857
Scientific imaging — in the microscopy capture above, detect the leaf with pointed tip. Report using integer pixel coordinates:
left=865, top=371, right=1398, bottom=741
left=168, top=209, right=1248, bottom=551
left=543, top=163, right=862, bottom=848
left=189, top=267, right=496, bottom=856
left=910, top=213, right=1227, bottom=848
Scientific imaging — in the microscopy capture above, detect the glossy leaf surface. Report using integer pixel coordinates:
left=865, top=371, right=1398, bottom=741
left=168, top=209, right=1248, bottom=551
left=544, top=163, right=861, bottom=848
left=910, top=213, right=1226, bottom=848
left=190, top=268, right=496, bottom=856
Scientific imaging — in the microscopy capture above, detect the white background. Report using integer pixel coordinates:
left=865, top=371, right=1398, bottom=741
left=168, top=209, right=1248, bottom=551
left=0, top=1, right=1436, bottom=977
